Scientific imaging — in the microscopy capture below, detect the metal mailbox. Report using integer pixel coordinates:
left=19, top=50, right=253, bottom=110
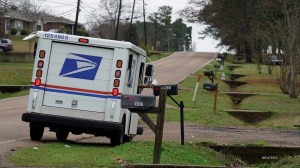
left=204, top=70, right=214, bottom=77
left=153, top=84, right=178, bottom=96
left=203, top=83, right=218, bottom=91
left=121, top=94, right=156, bottom=110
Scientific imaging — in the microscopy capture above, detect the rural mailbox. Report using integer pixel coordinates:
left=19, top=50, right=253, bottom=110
left=203, top=83, right=218, bottom=91
left=153, top=85, right=178, bottom=96
left=204, top=70, right=214, bottom=77
left=121, top=94, right=156, bottom=110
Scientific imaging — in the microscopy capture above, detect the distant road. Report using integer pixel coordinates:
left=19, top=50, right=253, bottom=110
left=0, top=52, right=215, bottom=166
left=151, top=52, right=215, bottom=85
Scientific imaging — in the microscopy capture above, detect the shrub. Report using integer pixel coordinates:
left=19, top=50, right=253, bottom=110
left=20, top=29, right=28, bottom=35
left=76, top=29, right=89, bottom=37
left=10, top=28, right=17, bottom=35
left=139, top=43, right=150, bottom=56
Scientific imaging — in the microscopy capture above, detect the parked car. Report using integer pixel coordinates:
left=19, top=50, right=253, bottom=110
left=0, top=38, right=14, bottom=52
left=268, top=54, right=283, bottom=65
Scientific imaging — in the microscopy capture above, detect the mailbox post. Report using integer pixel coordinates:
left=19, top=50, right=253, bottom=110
left=122, top=89, right=167, bottom=164
left=153, top=85, right=185, bottom=145
left=203, top=70, right=219, bottom=113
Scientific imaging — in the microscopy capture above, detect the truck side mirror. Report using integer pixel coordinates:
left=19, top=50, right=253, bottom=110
left=145, top=64, right=154, bottom=77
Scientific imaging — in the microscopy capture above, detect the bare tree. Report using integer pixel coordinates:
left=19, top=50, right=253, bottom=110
left=6, top=0, right=44, bottom=14
left=87, top=0, right=132, bottom=39
left=263, top=0, right=300, bottom=97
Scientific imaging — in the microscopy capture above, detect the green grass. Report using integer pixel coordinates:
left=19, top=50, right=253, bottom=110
left=10, top=35, right=37, bottom=53
left=148, top=51, right=174, bottom=62
left=0, top=62, right=33, bottom=85
left=0, top=89, right=29, bottom=100
left=162, top=58, right=300, bottom=128
left=9, top=141, right=227, bottom=168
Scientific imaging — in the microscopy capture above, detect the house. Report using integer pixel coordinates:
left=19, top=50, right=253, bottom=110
left=0, top=8, right=43, bottom=35
left=42, top=14, right=75, bottom=34
left=0, top=8, right=77, bottom=36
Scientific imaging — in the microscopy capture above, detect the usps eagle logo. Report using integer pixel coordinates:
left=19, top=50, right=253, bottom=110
left=59, top=53, right=102, bottom=80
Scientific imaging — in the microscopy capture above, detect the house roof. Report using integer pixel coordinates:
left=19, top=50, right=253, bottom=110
left=4, top=9, right=33, bottom=22
left=41, top=14, right=74, bottom=25
left=1, top=8, right=75, bottom=25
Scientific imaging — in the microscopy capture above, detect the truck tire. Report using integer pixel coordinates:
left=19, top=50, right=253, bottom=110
left=56, top=127, right=69, bottom=141
left=123, top=135, right=133, bottom=143
left=110, top=132, right=124, bottom=146
left=30, top=123, right=44, bottom=141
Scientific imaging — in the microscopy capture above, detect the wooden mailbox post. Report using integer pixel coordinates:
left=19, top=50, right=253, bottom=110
left=121, top=89, right=167, bottom=164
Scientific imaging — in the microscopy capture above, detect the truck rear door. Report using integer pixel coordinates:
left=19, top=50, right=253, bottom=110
left=42, top=42, right=114, bottom=112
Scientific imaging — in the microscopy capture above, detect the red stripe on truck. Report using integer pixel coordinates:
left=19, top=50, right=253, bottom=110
left=30, top=82, right=121, bottom=95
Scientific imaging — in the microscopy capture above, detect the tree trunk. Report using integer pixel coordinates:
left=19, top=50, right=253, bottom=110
left=245, top=41, right=253, bottom=63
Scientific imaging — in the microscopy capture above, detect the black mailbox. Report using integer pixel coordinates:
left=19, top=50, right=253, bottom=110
left=204, top=70, right=214, bottom=77
left=203, top=83, right=218, bottom=91
left=214, top=64, right=221, bottom=69
left=153, top=84, right=178, bottom=96
left=121, top=94, right=156, bottom=110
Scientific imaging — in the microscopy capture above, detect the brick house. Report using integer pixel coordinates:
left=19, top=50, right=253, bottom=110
left=42, top=14, right=75, bottom=34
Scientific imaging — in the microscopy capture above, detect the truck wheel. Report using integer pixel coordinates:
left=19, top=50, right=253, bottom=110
left=56, top=127, right=69, bottom=141
left=30, top=123, right=44, bottom=141
left=123, top=135, right=133, bottom=143
left=110, top=133, right=123, bottom=146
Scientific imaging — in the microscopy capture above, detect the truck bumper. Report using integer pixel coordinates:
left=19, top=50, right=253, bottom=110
left=22, top=112, right=123, bottom=136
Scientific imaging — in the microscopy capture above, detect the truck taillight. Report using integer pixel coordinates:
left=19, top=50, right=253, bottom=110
left=115, top=70, right=121, bottom=78
left=35, top=78, right=41, bottom=86
left=116, top=60, right=123, bottom=68
left=114, top=79, right=120, bottom=87
left=112, top=88, right=119, bottom=96
left=39, top=50, right=45, bottom=58
left=37, top=60, right=44, bottom=68
left=36, top=70, right=43, bottom=77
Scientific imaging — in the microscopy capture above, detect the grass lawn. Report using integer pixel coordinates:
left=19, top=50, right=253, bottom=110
left=0, top=62, right=33, bottom=85
left=164, top=59, right=300, bottom=128
left=148, top=51, right=174, bottom=62
left=9, top=141, right=228, bottom=168
left=10, top=35, right=36, bottom=53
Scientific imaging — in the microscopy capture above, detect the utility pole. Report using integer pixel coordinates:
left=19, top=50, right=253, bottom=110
left=74, top=0, right=81, bottom=35
left=115, top=0, right=122, bottom=40
left=143, top=0, right=147, bottom=45
left=128, top=0, right=136, bottom=42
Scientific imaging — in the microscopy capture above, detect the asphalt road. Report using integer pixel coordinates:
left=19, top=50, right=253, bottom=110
left=0, top=52, right=215, bottom=165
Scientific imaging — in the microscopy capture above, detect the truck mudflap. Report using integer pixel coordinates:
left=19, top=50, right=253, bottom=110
left=22, top=112, right=123, bottom=136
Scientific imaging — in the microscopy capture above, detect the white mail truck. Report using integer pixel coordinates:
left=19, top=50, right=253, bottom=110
left=22, top=31, right=154, bottom=146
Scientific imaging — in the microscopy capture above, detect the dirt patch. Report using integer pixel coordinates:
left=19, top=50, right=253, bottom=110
left=244, top=78, right=278, bottom=84
left=133, top=122, right=300, bottom=147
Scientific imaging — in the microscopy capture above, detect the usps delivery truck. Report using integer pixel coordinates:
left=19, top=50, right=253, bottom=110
left=22, top=31, right=154, bottom=146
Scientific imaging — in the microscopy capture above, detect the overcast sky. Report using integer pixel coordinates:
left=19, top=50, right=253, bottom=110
left=41, top=0, right=221, bottom=52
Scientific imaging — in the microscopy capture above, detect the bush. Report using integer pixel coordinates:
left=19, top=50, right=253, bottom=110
left=20, top=29, right=28, bottom=35
left=139, top=43, right=150, bottom=56
left=10, top=28, right=17, bottom=35
left=76, top=29, right=89, bottom=37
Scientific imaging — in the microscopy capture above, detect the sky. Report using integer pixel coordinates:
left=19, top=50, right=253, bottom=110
left=40, top=0, right=222, bottom=52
